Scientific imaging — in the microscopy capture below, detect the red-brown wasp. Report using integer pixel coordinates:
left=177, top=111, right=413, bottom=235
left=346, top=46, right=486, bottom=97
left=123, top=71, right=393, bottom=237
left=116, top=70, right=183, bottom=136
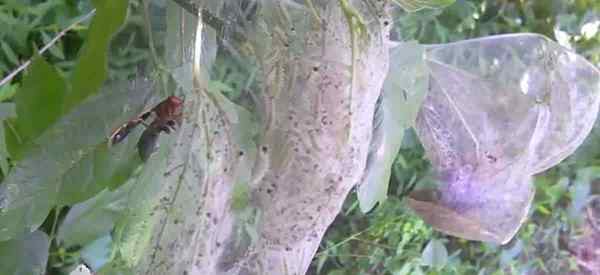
left=109, top=96, right=184, bottom=161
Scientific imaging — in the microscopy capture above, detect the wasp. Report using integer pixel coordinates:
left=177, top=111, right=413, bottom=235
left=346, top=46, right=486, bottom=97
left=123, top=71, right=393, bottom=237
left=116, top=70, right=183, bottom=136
left=109, top=96, right=184, bottom=161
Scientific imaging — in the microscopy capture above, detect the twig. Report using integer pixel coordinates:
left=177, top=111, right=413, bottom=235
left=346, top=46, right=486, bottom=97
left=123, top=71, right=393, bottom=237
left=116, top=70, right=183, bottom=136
left=0, top=9, right=96, bottom=88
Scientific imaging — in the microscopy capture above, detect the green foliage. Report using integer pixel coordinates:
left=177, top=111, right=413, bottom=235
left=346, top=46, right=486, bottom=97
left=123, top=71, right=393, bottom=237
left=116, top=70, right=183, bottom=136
left=0, top=0, right=86, bottom=78
left=0, top=81, right=151, bottom=242
left=0, top=1, right=148, bottom=273
left=9, top=56, right=66, bottom=159
left=0, top=231, right=50, bottom=275
left=66, top=0, right=128, bottom=111
left=0, top=0, right=597, bottom=274
left=57, top=181, right=135, bottom=248
left=394, top=0, right=600, bottom=63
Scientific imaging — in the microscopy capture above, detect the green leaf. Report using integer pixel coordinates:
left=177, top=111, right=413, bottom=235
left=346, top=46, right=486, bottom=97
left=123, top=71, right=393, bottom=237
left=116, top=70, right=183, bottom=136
left=357, top=41, right=428, bottom=213
left=11, top=55, right=66, bottom=159
left=0, top=103, right=15, bottom=174
left=56, top=130, right=143, bottom=206
left=111, top=137, right=174, bottom=269
left=41, top=31, right=65, bottom=60
left=0, top=80, right=153, bottom=242
left=392, top=0, right=455, bottom=12
left=0, top=84, right=17, bottom=102
left=97, top=257, right=134, bottom=275
left=0, top=231, right=50, bottom=275
left=66, top=0, right=128, bottom=112
left=57, top=180, right=135, bottom=248
left=1, top=40, right=19, bottom=66
left=422, top=239, right=448, bottom=269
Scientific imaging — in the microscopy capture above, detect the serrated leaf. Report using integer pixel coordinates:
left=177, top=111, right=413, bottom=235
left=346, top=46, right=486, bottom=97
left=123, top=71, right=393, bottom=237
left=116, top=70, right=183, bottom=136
left=392, top=0, right=455, bottom=12
left=66, top=0, right=128, bottom=112
left=0, top=231, right=50, bottom=275
left=11, top=55, right=66, bottom=159
left=421, top=239, right=448, bottom=269
left=0, top=80, right=153, bottom=242
left=357, top=41, right=428, bottom=213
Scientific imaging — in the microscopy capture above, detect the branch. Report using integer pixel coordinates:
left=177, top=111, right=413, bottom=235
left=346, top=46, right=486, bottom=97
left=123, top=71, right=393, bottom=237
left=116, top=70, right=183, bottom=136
left=0, top=9, right=96, bottom=88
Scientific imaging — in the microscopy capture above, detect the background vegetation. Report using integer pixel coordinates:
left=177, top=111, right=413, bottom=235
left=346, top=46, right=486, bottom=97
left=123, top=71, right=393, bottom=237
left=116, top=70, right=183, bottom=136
left=0, top=0, right=598, bottom=274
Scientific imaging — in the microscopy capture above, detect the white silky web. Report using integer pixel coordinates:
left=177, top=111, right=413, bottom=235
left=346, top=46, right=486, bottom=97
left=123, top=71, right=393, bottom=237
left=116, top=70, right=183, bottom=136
left=408, top=33, right=600, bottom=244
